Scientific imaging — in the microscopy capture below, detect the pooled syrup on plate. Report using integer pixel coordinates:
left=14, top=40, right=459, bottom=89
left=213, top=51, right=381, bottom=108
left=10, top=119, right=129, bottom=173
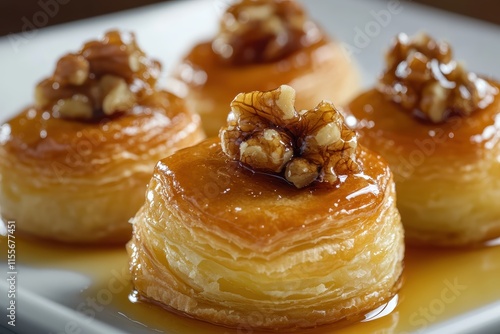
left=1, top=236, right=500, bottom=333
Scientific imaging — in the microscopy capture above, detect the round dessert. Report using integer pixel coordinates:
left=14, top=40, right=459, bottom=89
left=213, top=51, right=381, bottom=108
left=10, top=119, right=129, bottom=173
left=128, top=85, right=404, bottom=329
left=346, top=33, right=500, bottom=246
left=173, top=0, right=360, bottom=137
left=0, top=30, right=205, bottom=244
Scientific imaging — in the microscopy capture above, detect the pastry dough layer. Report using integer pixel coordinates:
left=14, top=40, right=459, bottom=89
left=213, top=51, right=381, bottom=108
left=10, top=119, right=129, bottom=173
left=347, top=86, right=500, bottom=246
left=128, top=139, right=404, bottom=329
left=174, top=39, right=360, bottom=137
left=0, top=91, right=204, bottom=244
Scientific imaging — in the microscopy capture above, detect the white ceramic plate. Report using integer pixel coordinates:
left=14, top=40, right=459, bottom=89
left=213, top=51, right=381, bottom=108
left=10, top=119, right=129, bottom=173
left=1, top=1, right=500, bottom=333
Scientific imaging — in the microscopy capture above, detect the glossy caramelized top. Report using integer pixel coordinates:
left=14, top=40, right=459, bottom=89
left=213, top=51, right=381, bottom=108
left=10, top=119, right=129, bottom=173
left=0, top=91, right=193, bottom=177
left=35, top=30, right=161, bottom=120
left=0, top=30, right=199, bottom=177
left=179, top=37, right=332, bottom=93
left=212, top=0, right=324, bottom=65
left=176, top=0, right=332, bottom=92
left=348, top=82, right=500, bottom=161
left=347, top=33, right=500, bottom=167
left=153, top=138, right=391, bottom=246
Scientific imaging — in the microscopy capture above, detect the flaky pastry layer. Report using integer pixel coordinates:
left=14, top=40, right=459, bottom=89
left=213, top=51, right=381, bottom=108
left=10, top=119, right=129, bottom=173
left=0, top=91, right=204, bottom=244
left=128, top=139, right=404, bottom=329
left=174, top=40, right=360, bottom=137
left=347, top=87, right=500, bottom=246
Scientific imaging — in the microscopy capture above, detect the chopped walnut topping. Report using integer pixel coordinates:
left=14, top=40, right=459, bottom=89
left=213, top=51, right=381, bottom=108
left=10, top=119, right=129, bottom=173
left=34, top=30, right=161, bottom=120
left=285, top=158, right=318, bottom=189
left=239, top=129, right=294, bottom=172
left=99, top=75, right=136, bottom=115
left=220, top=85, right=361, bottom=188
left=378, top=32, right=496, bottom=123
left=54, top=55, right=89, bottom=86
left=212, top=0, right=323, bottom=65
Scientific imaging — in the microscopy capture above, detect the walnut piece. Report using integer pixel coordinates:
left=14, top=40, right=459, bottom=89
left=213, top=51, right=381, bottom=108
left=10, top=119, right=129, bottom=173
left=212, top=0, right=323, bottom=65
left=54, top=55, right=89, bottom=86
left=99, top=75, right=137, bottom=115
left=55, top=94, right=93, bottom=119
left=378, top=32, right=496, bottom=123
left=220, top=85, right=361, bottom=188
left=34, top=30, right=161, bottom=120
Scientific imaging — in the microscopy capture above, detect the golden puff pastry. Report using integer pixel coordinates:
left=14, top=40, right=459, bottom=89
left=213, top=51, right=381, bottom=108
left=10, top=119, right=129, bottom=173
left=128, top=85, right=404, bottom=330
left=346, top=33, right=500, bottom=246
left=0, top=30, right=204, bottom=244
left=172, top=0, right=360, bottom=137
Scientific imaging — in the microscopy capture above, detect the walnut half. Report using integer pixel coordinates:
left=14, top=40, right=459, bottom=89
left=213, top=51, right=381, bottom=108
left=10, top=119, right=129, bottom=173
left=34, top=30, right=160, bottom=120
left=220, top=85, right=361, bottom=188
left=378, top=32, right=496, bottom=123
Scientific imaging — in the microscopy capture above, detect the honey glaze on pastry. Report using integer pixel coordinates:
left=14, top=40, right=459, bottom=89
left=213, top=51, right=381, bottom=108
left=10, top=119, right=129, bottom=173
left=346, top=33, right=500, bottom=246
left=173, top=0, right=360, bottom=137
left=0, top=30, right=204, bottom=244
left=128, top=85, right=404, bottom=329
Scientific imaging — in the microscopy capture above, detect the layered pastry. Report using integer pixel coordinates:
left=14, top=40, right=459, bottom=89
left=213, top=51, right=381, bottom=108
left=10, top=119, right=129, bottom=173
left=0, top=30, right=204, bottom=244
left=346, top=33, right=500, bottom=246
left=128, top=85, right=404, bottom=329
left=173, top=0, right=360, bottom=136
